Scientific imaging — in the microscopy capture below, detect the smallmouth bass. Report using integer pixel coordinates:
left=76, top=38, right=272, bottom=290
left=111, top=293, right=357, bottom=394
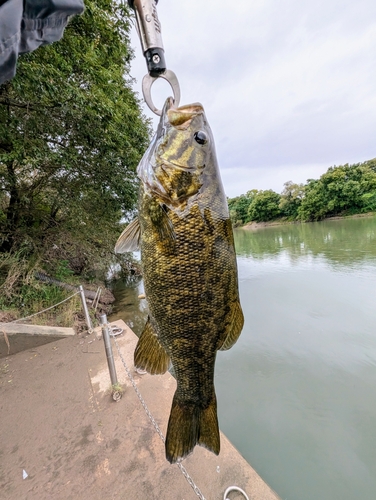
left=115, top=97, right=244, bottom=463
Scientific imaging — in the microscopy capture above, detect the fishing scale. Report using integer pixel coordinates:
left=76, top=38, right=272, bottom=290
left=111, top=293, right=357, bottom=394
left=127, top=0, right=181, bottom=115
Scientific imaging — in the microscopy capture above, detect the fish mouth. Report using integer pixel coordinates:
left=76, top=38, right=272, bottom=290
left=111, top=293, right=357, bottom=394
left=165, top=101, right=204, bottom=130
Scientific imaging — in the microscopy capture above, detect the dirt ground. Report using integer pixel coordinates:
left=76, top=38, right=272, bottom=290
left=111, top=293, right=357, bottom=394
left=0, top=321, right=280, bottom=500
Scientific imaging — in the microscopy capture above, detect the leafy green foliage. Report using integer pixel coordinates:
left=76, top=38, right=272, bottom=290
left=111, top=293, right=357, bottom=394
left=0, top=0, right=150, bottom=291
left=55, top=260, right=75, bottom=281
left=228, top=159, right=376, bottom=224
left=298, top=161, right=376, bottom=221
left=228, top=190, right=258, bottom=226
left=248, top=190, right=281, bottom=222
left=228, top=195, right=251, bottom=226
left=361, top=191, right=376, bottom=212
left=279, top=181, right=305, bottom=219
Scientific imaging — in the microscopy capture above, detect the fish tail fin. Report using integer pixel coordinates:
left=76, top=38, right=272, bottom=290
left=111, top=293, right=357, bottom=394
left=198, top=395, right=220, bottom=453
left=165, top=392, right=220, bottom=464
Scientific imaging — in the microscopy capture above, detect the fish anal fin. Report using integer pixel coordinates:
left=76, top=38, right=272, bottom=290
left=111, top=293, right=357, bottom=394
left=114, top=218, right=140, bottom=253
left=134, top=318, right=170, bottom=375
left=219, top=300, right=244, bottom=351
left=165, top=393, right=220, bottom=464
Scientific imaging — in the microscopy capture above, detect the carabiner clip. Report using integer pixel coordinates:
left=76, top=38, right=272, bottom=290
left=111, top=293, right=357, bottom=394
left=128, top=0, right=181, bottom=115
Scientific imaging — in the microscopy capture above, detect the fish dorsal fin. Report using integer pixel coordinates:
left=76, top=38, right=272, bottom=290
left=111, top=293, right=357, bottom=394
left=114, top=218, right=140, bottom=253
left=218, top=300, right=244, bottom=351
left=134, top=317, right=170, bottom=375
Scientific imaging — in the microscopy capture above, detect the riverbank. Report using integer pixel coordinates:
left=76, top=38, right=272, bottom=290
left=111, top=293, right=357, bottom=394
left=242, top=211, right=376, bottom=230
left=0, top=320, right=280, bottom=500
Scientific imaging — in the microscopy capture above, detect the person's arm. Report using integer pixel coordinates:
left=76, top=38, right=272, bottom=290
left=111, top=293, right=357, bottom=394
left=0, top=0, right=84, bottom=85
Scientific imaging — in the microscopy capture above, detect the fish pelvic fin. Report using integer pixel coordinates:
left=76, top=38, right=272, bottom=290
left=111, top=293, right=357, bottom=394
left=219, top=300, right=244, bottom=351
left=165, top=393, right=220, bottom=464
left=134, top=318, right=170, bottom=375
left=114, top=217, right=140, bottom=253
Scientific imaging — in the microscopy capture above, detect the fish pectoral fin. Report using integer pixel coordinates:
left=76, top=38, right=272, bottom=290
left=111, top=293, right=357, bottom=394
left=219, top=300, right=244, bottom=351
left=114, top=218, right=141, bottom=253
left=134, top=318, right=170, bottom=375
left=149, top=202, right=176, bottom=249
left=165, top=393, right=220, bottom=464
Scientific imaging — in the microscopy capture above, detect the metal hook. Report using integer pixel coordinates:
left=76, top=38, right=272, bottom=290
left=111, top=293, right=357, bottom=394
left=223, top=486, right=250, bottom=500
left=142, top=69, right=181, bottom=116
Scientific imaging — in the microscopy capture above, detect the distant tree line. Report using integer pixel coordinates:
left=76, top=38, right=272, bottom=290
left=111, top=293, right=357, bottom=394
left=228, top=159, right=376, bottom=226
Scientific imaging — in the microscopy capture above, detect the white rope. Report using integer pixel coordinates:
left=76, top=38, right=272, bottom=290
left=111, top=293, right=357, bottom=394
left=1, top=291, right=80, bottom=326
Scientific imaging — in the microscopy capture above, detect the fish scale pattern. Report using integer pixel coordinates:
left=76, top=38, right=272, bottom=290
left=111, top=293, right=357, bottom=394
left=141, top=183, right=239, bottom=389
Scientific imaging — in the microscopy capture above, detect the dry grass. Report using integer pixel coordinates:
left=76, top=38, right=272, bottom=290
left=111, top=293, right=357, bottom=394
left=27, top=294, right=83, bottom=328
left=0, top=252, right=110, bottom=335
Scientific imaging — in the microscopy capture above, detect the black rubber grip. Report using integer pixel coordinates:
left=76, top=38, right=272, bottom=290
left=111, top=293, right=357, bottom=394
left=128, top=0, right=159, bottom=8
left=145, top=47, right=166, bottom=77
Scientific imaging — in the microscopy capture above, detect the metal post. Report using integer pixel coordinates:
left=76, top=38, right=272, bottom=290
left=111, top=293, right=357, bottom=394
left=79, top=285, right=93, bottom=333
left=100, top=314, right=118, bottom=387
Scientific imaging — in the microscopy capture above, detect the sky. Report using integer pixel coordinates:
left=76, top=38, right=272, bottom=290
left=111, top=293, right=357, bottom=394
left=128, top=0, right=376, bottom=198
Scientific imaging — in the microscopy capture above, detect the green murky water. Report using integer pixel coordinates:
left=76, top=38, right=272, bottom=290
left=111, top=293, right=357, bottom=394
left=111, top=215, right=376, bottom=500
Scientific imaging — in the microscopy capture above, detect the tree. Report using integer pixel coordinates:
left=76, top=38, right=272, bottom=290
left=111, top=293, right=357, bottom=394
left=297, top=179, right=328, bottom=221
left=0, top=0, right=150, bottom=277
left=248, top=190, right=281, bottom=222
left=228, top=192, right=257, bottom=226
left=361, top=191, right=376, bottom=211
left=279, top=181, right=305, bottom=219
left=298, top=162, right=376, bottom=221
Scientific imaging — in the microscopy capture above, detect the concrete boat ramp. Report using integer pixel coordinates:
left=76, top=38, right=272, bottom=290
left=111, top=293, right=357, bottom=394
left=0, top=320, right=280, bottom=500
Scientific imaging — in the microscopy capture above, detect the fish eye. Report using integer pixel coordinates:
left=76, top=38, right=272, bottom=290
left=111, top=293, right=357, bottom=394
left=194, top=131, right=208, bottom=145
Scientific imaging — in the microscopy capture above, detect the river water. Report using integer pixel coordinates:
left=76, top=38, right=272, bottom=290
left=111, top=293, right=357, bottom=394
left=110, top=215, right=376, bottom=500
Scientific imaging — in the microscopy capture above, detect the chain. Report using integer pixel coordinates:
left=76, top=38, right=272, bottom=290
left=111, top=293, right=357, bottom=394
left=1, top=291, right=81, bottom=326
left=177, top=462, right=207, bottom=499
left=112, top=332, right=207, bottom=500
left=113, top=334, right=166, bottom=442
